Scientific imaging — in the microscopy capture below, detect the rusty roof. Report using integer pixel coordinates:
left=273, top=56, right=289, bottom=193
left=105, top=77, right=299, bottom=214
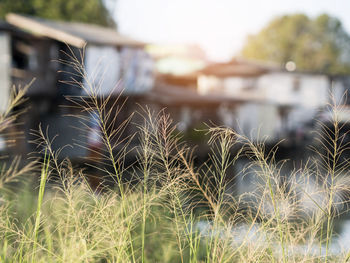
left=200, top=58, right=282, bottom=77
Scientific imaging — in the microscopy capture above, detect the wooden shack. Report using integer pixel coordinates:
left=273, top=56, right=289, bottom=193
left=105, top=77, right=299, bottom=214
left=0, top=13, right=154, bottom=159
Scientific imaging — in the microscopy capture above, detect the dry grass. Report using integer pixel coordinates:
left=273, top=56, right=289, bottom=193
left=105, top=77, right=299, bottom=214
left=1, top=51, right=350, bottom=262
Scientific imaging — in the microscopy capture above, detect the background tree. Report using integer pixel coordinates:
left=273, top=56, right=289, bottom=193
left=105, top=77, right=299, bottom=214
left=0, top=0, right=116, bottom=27
left=241, top=13, right=350, bottom=74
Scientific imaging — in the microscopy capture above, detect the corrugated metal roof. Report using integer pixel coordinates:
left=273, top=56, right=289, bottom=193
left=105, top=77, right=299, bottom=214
left=5, top=13, right=145, bottom=48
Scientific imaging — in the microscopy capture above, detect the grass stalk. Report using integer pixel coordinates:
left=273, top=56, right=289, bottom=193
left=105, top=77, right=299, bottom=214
left=31, top=150, right=50, bottom=263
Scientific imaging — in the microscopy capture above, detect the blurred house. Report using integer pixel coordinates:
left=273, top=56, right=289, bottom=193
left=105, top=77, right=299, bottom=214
left=197, top=58, right=350, bottom=144
left=0, top=13, right=154, bottom=158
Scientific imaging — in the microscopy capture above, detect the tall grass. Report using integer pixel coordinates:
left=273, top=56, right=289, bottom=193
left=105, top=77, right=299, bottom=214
left=1, top=53, right=350, bottom=262
left=31, top=149, right=50, bottom=263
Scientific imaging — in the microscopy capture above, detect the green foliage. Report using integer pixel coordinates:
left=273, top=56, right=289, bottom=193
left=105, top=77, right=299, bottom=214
left=0, top=0, right=115, bottom=27
left=241, top=13, right=350, bottom=74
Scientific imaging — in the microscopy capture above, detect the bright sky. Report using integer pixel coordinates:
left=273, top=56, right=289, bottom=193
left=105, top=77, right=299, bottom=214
left=111, top=0, right=350, bottom=61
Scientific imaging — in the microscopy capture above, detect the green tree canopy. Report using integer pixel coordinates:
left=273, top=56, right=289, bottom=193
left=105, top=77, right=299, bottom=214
left=241, top=13, right=350, bottom=75
left=0, top=0, right=115, bottom=27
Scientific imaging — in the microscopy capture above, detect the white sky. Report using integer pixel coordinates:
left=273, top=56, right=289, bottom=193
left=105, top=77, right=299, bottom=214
left=111, top=0, right=350, bottom=61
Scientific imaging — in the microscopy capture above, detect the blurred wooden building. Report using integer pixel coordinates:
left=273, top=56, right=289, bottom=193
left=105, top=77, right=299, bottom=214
left=0, top=13, right=154, bottom=158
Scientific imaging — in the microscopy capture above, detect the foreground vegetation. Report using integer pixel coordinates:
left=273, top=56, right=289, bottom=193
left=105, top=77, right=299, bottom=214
left=1, top=60, right=350, bottom=263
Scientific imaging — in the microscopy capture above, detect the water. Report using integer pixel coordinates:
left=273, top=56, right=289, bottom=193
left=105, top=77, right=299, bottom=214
left=195, top=218, right=350, bottom=257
